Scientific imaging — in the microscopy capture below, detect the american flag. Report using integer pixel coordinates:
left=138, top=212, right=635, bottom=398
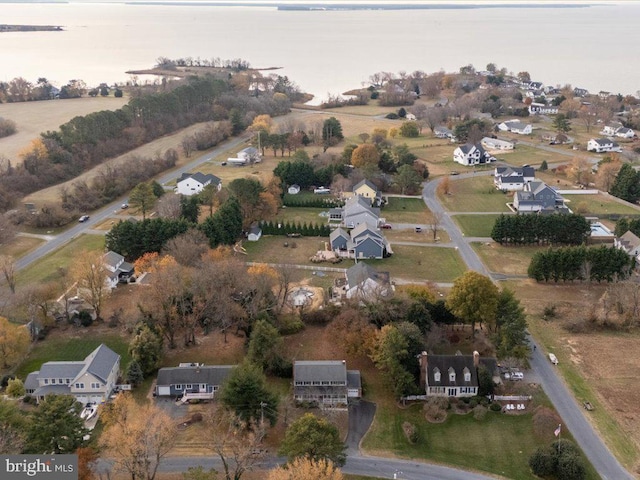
left=554, top=424, right=562, bottom=437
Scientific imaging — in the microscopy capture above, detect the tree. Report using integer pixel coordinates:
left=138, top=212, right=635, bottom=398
left=156, top=193, right=183, bottom=220
left=6, top=378, right=25, bottom=397
left=268, top=458, right=343, bottom=480
left=369, top=324, right=416, bottom=397
left=26, top=395, right=88, bottom=453
left=228, top=178, right=264, bottom=228
left=595, top=158, right=621, bottom=192
left=199, top=183, right=221, bottom=217
left=399, top=121, right=420, bottom=138
left=0, top=316, right=30, bottom=368
left=552, top=113, right=572, bottom=133
left=539, top=160, right=548, bottom=171
left=125, top=359, right=144, bottom=386
left=101, top=393, right=176, bottom=480
left=395, top=164, right=422, bottom=194
left=183, top=466, right=218, bottom=480
left=219, top=363, right=279, bottom=426
left=246, top=319, right=286, bottom=375
left=279, top=413, right=346, bottom=466
left=567, top=157, right=591, bottom=186
left=610, top=163, right=640, bottom=203
left=130, top=182, right=157, bottom=220
left=129, top=324, right=163, bottom=376
left=350, top=144, right=380, bottom=169
left=322, top=117, right=344, bottom=142
left=446, top=271, right=499, bottom=336
left=77, top=447, right=98, bottom=480
left=495, top=289, right=529, bottom=359
left=0, top=399, right=26, bottom=454
left=430, top=211, right=443, bottom=241
left=0, top=214, right=16, bottom=247
left=70, top=250, right=108, bottom=321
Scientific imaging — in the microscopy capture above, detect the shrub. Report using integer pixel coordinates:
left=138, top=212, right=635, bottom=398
left=543, top=304, right=557, bottom=319
left=6, top=378, right=25, bottom=397
left=424, top=397, right=448, bottom=423
left=468, top=398, right=478, bottom=408
left=0, top=118, right=17, bottom=138
left=529, top=447, right=556, bottom=477
left=385, top=113, right=399, bottom=119
left=489, top=402, right=502, bottom=412
left=402, top=421, right=419, bottom=444
left=472, top=404, right=487, bottom=421
left=277, top=314, right=305, bottom=335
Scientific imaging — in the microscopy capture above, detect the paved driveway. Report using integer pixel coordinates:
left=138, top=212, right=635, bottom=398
left=346, top=400, right=376, bottom=454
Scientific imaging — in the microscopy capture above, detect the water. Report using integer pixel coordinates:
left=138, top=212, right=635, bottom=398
left=0, top=2, right=639, bottom=100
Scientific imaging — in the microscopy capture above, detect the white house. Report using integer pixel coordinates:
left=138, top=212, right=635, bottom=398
left=103, top=251, right=134, bottom=289
left=176, top=172, right=222, bottom=196
left=482, top=137, right=514, bottom=151
left=615, top=127, right=635, bottom=139
left=453, top=143, right=494, bottom=166
left=494, top=166, right=535, bottom=191
left=615, top=230, right=640, bottom=259
left=24, top=344, right=121, bottom=405
left=293, top=360, right=361, bottom=406
left=529, top=103, right=559, bottom=115
left=498, top=120, right=532, bottom=135
left=434, top=126, right=455, bottom=141
left=419, top=351, right=498, bottom=398
left=343, top=262, right=392, bottom=301
left=587, top=138, right=622, bottom=153
left=288, top=184, right=301, bottom=195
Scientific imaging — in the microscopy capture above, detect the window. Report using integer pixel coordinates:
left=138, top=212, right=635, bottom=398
left=463, top=367, right=471, bottom=382
left=66, top=379, right=70, bottom=384
left=75, top=383, right=84, bottom=389
left=91, top=383, right=100, bottom=389
left=448, top=367, right=456, bottom=383
left=175, top=384, right=182, bottom=390
left=58, top=379, right=63, bottom=384
left=433, top=368, right=441, bottom=383
left=186, top=384, right=192, bottom=389
left=44, top=379, right=49, bottom=385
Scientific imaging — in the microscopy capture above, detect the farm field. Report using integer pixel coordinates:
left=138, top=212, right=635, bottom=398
left=452, top=213, right=504, bottom=237
left=439, top=176, right=512, bottom=213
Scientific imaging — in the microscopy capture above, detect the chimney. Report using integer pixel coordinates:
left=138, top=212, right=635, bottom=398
left=418, top=351, right=427, bottom=388
left=473, top=351, right=480, bottom=368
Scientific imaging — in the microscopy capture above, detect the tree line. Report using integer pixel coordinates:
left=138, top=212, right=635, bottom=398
left=491, top=214, right=591, bottom=246
left=528, top=246, right=633, bottom=283
left=614, top=216, right=640, bottom=237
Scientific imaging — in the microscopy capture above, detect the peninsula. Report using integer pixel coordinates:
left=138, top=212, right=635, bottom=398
left=0, top=24, right=63, bottom=32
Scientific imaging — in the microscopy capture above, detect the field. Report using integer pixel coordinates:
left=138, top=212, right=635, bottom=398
left=452, top=213, right=503, bottom=237
left=472, top=243, right=543, bottom=276
left=563, top=193, right=640, bottom=216
left=16, top=234, right=105, bottom=287
left=273, top=206, right=328, bottom=226
left=439, top=176, right=512, bottom=213
left=243, top=235, right=329, bottom=266
left=0, top=96, right=128, bottom=165
left=362, top=245, right=466, bottom=283
left=493, top=143, right=569, bottom=167
left=0, top=235, right=44, bottom=259
left=384, top=229, right=450, bottom=244
left=382, top=197, right=431, bottom=224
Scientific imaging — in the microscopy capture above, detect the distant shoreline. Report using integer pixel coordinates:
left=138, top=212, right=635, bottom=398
left=0, top=24, right=63, bottom=32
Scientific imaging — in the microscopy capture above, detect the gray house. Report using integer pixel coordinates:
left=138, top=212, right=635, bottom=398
left=330, top=195, right=381, bottom=229
left=24, top=344, right=121, bottom=405
left=104, top=250, right=135, bottom=289
left=331, top=223, right=391, bottom=260
left=329, top=227, right=350, bottom=252
left=513, top=181, right=569, bottom=214
left=155, top=364, right=234, bottom=401
left=293, top=360, right=361, bottom=406
left=343, top=262, right=392, bottom=301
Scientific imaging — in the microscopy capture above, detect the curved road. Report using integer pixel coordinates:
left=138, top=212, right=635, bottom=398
left=423, top=174, right=634, bottom=480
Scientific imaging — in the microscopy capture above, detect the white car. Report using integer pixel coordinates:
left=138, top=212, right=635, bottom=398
left=549, top=353, right=558, bottom=365
left=511, top=371, right=524, bottom=381
left=313, top=187, right=331, bottom=194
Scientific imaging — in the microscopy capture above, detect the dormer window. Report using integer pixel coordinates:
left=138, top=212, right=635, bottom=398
left=433, top=367, right=441, bottom=383
left=463, top=367, right=471, bottom=382
left=448, top=367, right=456, bottom=383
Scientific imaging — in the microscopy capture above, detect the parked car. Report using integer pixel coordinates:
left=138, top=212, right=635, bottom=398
left=549, top=353, right=558, bottom=365
left=415, top=226, right=422, bottom=233
left=381, top=223, right=392, bottom=229
left=313, top=187, right=331, bottom=194
left=511, top=371, right=524, bottom=381
left=78, top=215, right=90, bottom=222
left=121, top=203, right=129, bottom=209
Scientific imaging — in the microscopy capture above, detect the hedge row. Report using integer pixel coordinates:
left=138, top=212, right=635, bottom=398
left=492, top=214, right=590, bottom=246
left=282, top=196, right=343, bottom=208
left=261, top=220, right=330, bottom=237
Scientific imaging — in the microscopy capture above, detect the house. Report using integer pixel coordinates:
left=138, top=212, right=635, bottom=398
left=434, top=126, right=455, bottom=140
left=599, top=91, right=611, bottom=99
left=615, top=127, right=635, bottom=139
left=497, top=120, right=532, bottom=135
left=155, top=364, right=234, bottom=401
left=528, top=103, right=559, bottom=115
left=419, top=351, right=498, bottom=398
left=573, top=87, right=589, bottom=98
left=343, top=262, right=392, bottom=301
left=329, top=227, right=350, bottom=252
left=615, top=230, right=640, bottom=258
left=513, top=181, right=570, bottom=214
left=601, top=123, right=623, bottom=136
left=587, top=138, right=622, bottom=153
left=341, top=179, right=382, bottom=206
left=176, top=172, right=222, bottom=196
left=104, top=251, right=135, bottom=289
left=330, top=223, right=391, bottom=260
left=24, top=344, right=121, bottom=405
left=494, top=166, right=535, bottom=191
left=293, top=360, right=361, bottom=406
left=330, top=195, right=381, bottom=229
left=481, top=137, right=514, bottom=151
left=238, top=147, right=261, bottom=163
left=453, top=143, right=495, bottom=166
left=247, top=224, right=262, bottom=242
left=288, top=184, right=301, bottom=195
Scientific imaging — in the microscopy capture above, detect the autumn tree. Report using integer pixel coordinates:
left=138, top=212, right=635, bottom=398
left=595, top=158, right=621, bottom=192
left=0, top=214, right=16, bottom=247
left=350, top=143, right=380, bottom=170
left=129, top=182, right=157, bottom=220
left=76, top=447, right=98, bottom=480
left=446, top=271, right=499, bottom=336
left=219, top=362, right=279, bottom=426
left=71, top=249, right=109, bottom=320
left=369, top=324, right=417, bottom=397
left=279, top=413, right=346, bottom=466
left=101, top=393, right=177, bottom=480
left=156, top=192, right=183, bottom=220
left=331, top=307, right=375, bottom=356
left=430, top=211, right=443, bottom=241
left=6, top=378, right=25, bottom=397
left=26, top=395, right=88, bottom=454
left=0, top=316, right=30, bottom=368
left=129, top=323, right=163, bottom=376
left=269, top=457, right=343, bottom=480
left=567, top=157, right=592, bottom=186
left=163, top=229, right=210, bottom=267
left=437, top=176, right=452, bottom=196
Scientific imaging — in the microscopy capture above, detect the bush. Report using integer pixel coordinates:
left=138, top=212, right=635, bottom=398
left=402, top=421, right=420, bottom=444
left=490, top=402, right=502, bottom=412
left=385, top=113, right=399, bottom=119
left=468, top=398, right=478, bottom=408
left=424, top=397, right=448, bottom=423
left=6, top=378, right=25, bottom=397
left=399, top=121, right=420, bottom=138
left=543, top=304, right=557, bottom=319
left=0, top=118, right=17, bottom=138
left=529, top=447, right=556, bottom=477
left=472, top=404, right=487, bottom=421
left=277, top=314, right=305, bottom=335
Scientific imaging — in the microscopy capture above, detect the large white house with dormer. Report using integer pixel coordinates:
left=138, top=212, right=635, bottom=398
left=587, top=138, right=622, bottom=153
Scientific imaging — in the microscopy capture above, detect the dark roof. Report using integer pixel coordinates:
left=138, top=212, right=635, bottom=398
left=294, top=360, right=347, bottom=383
left=39, top=362, right=84, bottom=379
left=425, top=354, right=497, bottom=388
left=24, top=372, right=40, bottom=391
left=593, top=138, right=618, bottom=146
left=177, top=172, right=221, bottom=185
left=347, top=370, right=361, bottom=390
left=84, top=344, right=121, bottom=383
left=104, top=251, right=124, bottom=268
left=156, top=365, right=235, bottom=386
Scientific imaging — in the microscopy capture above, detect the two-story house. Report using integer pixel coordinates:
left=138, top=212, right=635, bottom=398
left=614, top=230, right=640, bottom=261
left=513, top=181, right=569, bottom=214
left=329, top=195, right=381, bottom=229
left=341, top=262, right=392, bottom=301
left=176, top=172, right=222, bottom=196
left=587, top=138, right=622, bottom=153
left=494, top=166, right=535, bottom=191
left=103, top=250, right=135, bottom=289
left=330, top=223, right=391, bottom=260
left=293, top=360, right=361, bottom=406
left=24, top=344, right=121, bottom=405
left=419, top=351, right=498, bottom=398
left=453, top=143, right=495, bottom=166
left=155, top=364, right=235, bottom=402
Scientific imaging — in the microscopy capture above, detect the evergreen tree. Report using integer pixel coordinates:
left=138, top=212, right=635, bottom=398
left=610, top=163, right=640, bottom=203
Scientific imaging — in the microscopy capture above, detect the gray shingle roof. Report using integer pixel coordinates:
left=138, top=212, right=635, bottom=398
left=346, top=262, right=377, bottom=289
left=294, top=360, right=347, bottom=383
left=353, top=179, right=378, bottom=193
left=33, top=384, right=72, bottom=397
left=156, top=365, right=235, bottom=386
left=39, top=362, right=85, bottom=379
left=84, top=344, right=120, bottom=383
left=347, top=370, right=361, bottom=390
left=425, top=354, right=497, bottom=388
left=104, top=251, right=124, bottom=269
left=178, top=172, right=222, bottom=185
left=24, top=371, right=40, bottom=391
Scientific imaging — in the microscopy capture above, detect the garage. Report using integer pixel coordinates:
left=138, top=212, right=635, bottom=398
left=157, top=386, right=170, bottom=396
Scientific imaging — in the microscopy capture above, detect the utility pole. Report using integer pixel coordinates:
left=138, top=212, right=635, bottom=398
left=260, top=401, right=267, bottom=426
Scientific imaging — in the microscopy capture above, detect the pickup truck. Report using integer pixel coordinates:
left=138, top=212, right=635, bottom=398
left=549, top=353, right=558, bottom=365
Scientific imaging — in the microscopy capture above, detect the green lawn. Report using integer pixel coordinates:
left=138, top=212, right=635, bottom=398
left=453, top=214, right=504, bottom=237
left=16, top=335, right=131, bottom=380
left=363, top=403, right=598, bottom=480
left=493, top=144, right=565, bottom=167
left=362, top=245, right=466, bottom=283
left=16, top=234, right=105, bottom=287
left=472, top=243, right=544, bottom=276
left=383, top=197, right=431, bottom=224
left=274, top=206, right=330, bottom=226
left=439, top=176, right=512, bottom=213
left=563, top=193, right=640, bottom=216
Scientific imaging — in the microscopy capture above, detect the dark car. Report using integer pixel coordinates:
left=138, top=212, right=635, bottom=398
left=380, top=223, right=392, bottom=229
left=121, top=203, right=129, bottom=209
left=415, top=226, right=423, bottom=233
left=78, top=215, right=90, bottom=222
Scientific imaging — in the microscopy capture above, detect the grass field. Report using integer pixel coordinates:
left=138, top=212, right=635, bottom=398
left=439, top=176, right=512, bottom=213
left=363, top=401, right=598, bottom=480
left=563, top=193, right=640, bottom=216
left=0, top=236, right=44, bottom=259
left=472, top=243, right=544, bottom=276
left=273, top=206, right=329, bottom=226
left=493, top=144, right=569, bottom=167
left=243, top=235, right=328, bottom=266
left=382, top=197, right=431, bottom=224
left=362, top=245, right=466, bottom=283
left=16, top=234, right=105, bottom=287
left=16, top=334, right=131, bottom=379
left=453, top=214, right=504, bottom=237
left=385, top=229, right=450, bottom=244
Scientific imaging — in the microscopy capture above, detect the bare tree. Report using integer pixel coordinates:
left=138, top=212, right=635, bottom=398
left=430, top=211, right=443, bottom=241
left=162, top=229, right=209, bottom=267
left=181, top=135, right=197, bottom=158
left=0, top=255, right=16, bottom=294
left=70, top=250, right=108, bottom=321
left=156, top=193, right=182, bottom=219
left=0, top=214, right=16, bottom=247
